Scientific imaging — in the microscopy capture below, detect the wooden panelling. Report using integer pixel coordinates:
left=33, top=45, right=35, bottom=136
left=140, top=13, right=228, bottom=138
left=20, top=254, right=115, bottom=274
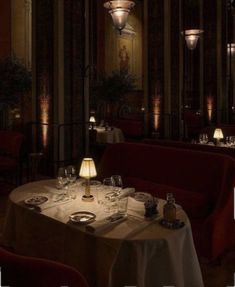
left=0, top=0, right=11, bottom=57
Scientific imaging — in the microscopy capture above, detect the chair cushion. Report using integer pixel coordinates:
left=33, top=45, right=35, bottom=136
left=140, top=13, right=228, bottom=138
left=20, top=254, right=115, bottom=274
left=0, top=156, right=18, bottom=171
left=124, top=177, right=211, bottom=219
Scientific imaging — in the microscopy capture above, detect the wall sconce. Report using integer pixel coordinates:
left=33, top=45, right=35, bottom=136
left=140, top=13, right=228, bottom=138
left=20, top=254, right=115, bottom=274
left=153, top=96, right=161, bottom=132
left=207, top=96, right=213, bottom=122
left=213, top=128, right=224, bottom=146
left=227, top=43, right=235, bottom=56
left=79, top=158, right=97, bottom=202
left=104, top=0, right=135, bottom=34
left=182, top=29, right=203, bottom=50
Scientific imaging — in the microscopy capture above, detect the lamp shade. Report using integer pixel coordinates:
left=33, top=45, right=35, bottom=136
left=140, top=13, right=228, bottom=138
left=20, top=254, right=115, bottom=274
left=213, top=128, right=224, bottom=139
left=182, top=29, right=203, bottom=50
left=104, top=0, right=135, bottom=32
left=89, top=116, right=96, bottom=123
left=79, top=158, right=97, bottom=178
left=110, top=8, right=129, bottom=31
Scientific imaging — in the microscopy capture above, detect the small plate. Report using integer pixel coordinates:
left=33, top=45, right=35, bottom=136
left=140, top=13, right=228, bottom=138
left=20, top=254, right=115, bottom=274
left=24, top=195, right=48, bottom=206
left=159, top=219, right=185, bottom=229
left=131, top=192, right=152, bottom=202
left=69, top=211, right=96, bottom=224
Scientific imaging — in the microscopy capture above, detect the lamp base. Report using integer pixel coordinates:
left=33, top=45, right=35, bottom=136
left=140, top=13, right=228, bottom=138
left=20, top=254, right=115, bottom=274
left=82, top=194, right=94, bottom=202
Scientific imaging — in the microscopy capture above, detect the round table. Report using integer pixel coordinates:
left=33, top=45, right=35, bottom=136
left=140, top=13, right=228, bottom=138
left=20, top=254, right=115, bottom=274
left=95, top=127, right=125, bottom=144
left=2, top=179, right=204, bottom=287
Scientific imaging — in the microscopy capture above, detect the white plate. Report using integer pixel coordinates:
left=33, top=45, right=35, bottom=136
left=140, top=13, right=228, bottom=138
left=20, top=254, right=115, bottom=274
left=131, top=192, right=152, bottom=202
left=69, top=211, right=96, bottom=224
left=24, top=195, right=48, bottom=206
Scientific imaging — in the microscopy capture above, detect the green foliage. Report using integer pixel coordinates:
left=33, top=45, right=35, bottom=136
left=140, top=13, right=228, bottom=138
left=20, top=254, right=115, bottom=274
left=92, top=70, right=136, bottom=103
left=0, top=56, right=32, bottom=106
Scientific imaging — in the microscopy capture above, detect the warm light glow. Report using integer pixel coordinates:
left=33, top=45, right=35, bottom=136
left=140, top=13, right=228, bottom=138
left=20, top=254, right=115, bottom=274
left=120, top=22, right=136, bottom=37
left=213, top=128, right=224, bottom=139
left=182, top=29, right=203, bottom=50
left=153, top=96, right=161, bottom=131
left=104, top=0, right=135, bottom=33
left=227, top=43, right=235, bottom=56
left=39, top=74, right=50, bottom=149
left=40, top=96, right=49, bottom=148
left=79, top=158, right=97, bottom=179
left=89, top=116, right=96, bottom=123
left=207, top=96, right=213, bottom=122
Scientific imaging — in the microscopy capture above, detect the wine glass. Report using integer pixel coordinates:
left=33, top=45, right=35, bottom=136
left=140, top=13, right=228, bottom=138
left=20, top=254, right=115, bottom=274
left=57, top=167, right=68, bottom=189
left=103, top=177, right=115, bottom=199
left=199, top=133, right=208, bottom=144
left=111, top=175, right=123, bottom=195
left=103, top=177, right=116, bottom=213
left=66, top=165, right=77, bottom=199
left=66, top=165, right=77, bottom=184
left=56, top=167, right=69, bottom=201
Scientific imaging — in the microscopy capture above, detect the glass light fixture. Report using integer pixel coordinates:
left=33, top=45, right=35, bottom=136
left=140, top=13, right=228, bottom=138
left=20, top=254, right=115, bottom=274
left=79, top=158, right=97, bottom=202
left=182, top=29, right=203, bottom=50
left=104, top=0, right=135, bottom=33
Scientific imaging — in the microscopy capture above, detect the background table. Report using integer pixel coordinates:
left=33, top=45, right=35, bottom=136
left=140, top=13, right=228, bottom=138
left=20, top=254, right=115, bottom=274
left=2, top=180, right=204, bottom=287
left=95, top=127, right=125, bottom=144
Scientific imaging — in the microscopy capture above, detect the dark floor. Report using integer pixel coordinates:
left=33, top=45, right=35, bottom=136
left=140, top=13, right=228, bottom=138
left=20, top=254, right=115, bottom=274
left=0, top=180, right=234, bottom=287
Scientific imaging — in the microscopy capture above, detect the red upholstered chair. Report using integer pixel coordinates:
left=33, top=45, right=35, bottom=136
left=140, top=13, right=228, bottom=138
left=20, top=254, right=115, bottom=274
left=0, top=130, right=25, bottom=185
left=0, top=247, right=89, bottom=287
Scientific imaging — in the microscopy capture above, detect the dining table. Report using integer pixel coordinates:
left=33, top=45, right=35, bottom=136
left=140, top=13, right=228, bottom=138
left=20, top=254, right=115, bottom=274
left=2, top=179, right=204, bottom=287
left=95, top=126, right=125, bottom=144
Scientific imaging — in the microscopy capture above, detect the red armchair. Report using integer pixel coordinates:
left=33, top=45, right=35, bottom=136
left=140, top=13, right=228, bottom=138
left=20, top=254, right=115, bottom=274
left=0, top=130, right=25, bottom=185
left=0, top=247, right=89, bottom=287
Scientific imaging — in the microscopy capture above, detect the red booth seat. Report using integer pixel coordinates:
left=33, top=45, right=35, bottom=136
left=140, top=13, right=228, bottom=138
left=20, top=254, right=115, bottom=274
left=0, top=247, right=89, bottom=287
left=98, top=142, right=235, bottom=260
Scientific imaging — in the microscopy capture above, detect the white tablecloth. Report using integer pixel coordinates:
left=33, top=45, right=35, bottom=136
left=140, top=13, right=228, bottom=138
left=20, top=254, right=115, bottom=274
left=95, top=127, right=125, bottom=144
left=2, top=180, right=204, bottom=287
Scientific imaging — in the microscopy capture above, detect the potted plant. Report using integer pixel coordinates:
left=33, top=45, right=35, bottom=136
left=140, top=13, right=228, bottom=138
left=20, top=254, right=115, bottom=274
left=91, top=70, right=136, bottom=120
left=0, top=56, right=32, bottom=106
left=0, top=56, right=32, bottom=127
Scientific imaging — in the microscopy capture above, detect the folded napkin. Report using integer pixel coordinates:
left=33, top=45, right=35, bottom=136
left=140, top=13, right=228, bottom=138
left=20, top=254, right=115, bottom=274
left=86, top=213, right=127, bottom=234
left=118, top=187, right=135, bottom=199
left=127, top=196, right=145, bottom=219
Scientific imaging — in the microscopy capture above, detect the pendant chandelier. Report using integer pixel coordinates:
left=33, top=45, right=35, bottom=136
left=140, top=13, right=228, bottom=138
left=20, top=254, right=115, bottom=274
left=182, top=29, right=203, bottom=50
left=104, top=0, right=135, bottom=33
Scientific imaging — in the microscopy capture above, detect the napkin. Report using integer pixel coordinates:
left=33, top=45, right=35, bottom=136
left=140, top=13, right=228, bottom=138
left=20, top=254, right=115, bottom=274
left=127, top=196, right=145, bottom=219
left=118, top=187, right=135, bottom=199
left=86, top=214, right=127, bottom=233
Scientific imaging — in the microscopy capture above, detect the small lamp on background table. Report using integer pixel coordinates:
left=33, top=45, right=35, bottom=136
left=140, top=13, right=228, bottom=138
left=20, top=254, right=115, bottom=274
left=89, top=116, right=96, bottom=130
left=79, top=158, right=97, bottom=202
left=213, top=128, right=224, bottom=146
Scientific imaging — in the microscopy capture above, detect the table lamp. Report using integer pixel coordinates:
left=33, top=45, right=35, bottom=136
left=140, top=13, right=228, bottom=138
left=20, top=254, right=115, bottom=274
left=213, top=128, right=224, bottom=146
left=89, top=116, right=96, bottom=130
left=79, top=158, right=97, bottom=202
